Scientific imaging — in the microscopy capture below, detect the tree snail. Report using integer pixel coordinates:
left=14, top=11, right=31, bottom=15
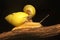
left=5, top=4, right=42, bottom=30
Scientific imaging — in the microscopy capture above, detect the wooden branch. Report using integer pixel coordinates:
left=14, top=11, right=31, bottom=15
left=0, top=24, right=60, bottom=40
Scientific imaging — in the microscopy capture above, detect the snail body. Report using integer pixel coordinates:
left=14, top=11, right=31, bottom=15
left=12, top=22, right=42, bottom=30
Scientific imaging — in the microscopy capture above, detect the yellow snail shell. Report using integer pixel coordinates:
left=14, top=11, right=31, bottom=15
left=23, top=5, right=36, bottom=18
left=5, top=12, right=28, bottom=26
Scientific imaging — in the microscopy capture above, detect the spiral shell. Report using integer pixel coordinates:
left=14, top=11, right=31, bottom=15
left=5, top=12, right=28, bottom=26
left=23, top=5, right=36, bottom=17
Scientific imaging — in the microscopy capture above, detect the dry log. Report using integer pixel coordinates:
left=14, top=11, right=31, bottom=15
left=0, top=24, right=60, bottom=40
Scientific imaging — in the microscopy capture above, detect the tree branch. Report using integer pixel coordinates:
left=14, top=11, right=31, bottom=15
left=0, top=24, right=60, bottom=40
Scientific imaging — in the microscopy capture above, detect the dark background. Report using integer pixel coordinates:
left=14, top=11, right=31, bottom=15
left=0, top=0, right=60, bottom=39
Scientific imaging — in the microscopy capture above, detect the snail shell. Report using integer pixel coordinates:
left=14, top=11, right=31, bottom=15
left=23, top=5, right=36, bottom=18
left=5, top=12, right=28, bottom=26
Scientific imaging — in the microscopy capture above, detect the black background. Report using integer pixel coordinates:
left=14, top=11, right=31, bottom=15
left=0, top=0, right=60, bottom=39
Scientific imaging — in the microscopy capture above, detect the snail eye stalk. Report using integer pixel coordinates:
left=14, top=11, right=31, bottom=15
left=40, top=14, right=49, bottom=23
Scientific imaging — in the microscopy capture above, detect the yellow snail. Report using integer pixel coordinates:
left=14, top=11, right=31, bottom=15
left=5, top=4, right=42, bottom=30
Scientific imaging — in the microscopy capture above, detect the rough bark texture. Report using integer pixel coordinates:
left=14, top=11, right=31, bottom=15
left=0, top=24, right=60, bottom=40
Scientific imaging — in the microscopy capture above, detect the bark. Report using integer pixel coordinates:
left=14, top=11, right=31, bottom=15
left=0, top=24, right=60, bottom=40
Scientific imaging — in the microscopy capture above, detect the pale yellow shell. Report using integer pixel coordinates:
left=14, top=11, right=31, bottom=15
left=23, top=5, right=36, bottom=17
left=5, top=12, right=28, bottom=26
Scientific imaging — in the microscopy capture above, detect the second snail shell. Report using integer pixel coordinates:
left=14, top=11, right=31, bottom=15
left=23, top=5, right=36, bottom=17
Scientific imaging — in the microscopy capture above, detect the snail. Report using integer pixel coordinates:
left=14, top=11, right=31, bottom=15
left=5, top=4, right=42, bottom=30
